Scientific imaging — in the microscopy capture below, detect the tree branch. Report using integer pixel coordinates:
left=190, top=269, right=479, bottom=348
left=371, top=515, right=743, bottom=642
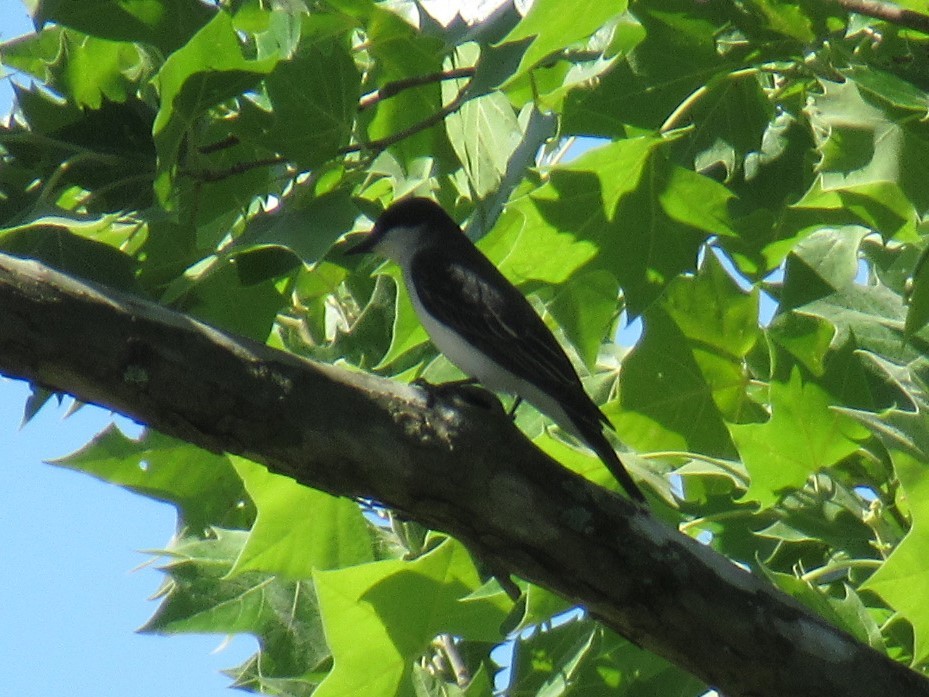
left=339, top=86, right=471, bottom=157
left=834, top=0, right=929, bottom=34
left=178, top=155, right=289, bottom=182
left=358, top=68, right=476, bottom=110
left=184, top=70, right=476, bottom=182
left=0, top=253, right=925, bottom=697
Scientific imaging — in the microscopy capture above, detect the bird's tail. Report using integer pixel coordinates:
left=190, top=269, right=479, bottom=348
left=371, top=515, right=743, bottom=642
left=567, top=412, right=647, bottom=504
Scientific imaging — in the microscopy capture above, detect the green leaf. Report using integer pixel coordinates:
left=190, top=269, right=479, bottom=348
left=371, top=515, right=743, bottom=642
left=236, top=188, right=360, bottom=265
left=143, top=529, right=331, bottom=689
left=1, top=90, right=156, bottom=213
left=756, top=479, right=877, bottom=561
left=779, top=227, right=869, bottom=311
left=35, top=0, right=215, bottom=54
left=152, top=11, right=278, bottom=202
left=743, top=0, right=815, bottom=42
left=0, top=24, right=63, bottom=84
left=807, top=77, right=929, bottom=219
left=905, top=246, right=929, bottom=337
left=760, top=566, right=869, bottom=645
left=0, top=224, right=139, bottom=291
left=371, top=268, right=430, bottom=370
left=580, top=629, right=706, bottom=696
left=687, top=73, right=773, bottom=180
left=511, top=584, right=573, bottom=631
left=313, top=537, right=512, bottom=697
left=362, top=8, right=448, bottom=164
left=510, top=618, right=598, bottom=695
left=832, top=585, right=886, bottom=652
left=729, top=367, right=866, bottom=506
left=49, top=31, right=146, bottom=108
left=773, top=228, right=929, bottom=366
left=863, top=451, right=929, bottom=663
left=51, top=426, right=252, bottom=532
left=334, top=273, right=407, bottom=371
left=482, top=137, right=727, bottom=315
left=662, top=252, right=760, bottom=359
left=562, top=3, right=736, bottom=133
left=479, top=192, right=599, bottom=286
left=549, top=269, right=619, bottom=369
left=841, top=63, right=929, bottom=113
left=617, top=306, right=736, bottom=457
left=839, top=352, right=929, bottom=461
left=793, top=179, right=918, bottom=242
left=509, top=618, right=706, bottom=696
left=767, top=312, right=835, bottom=377
left=559, top=134, right=660, bottom=216
left=556, top=140, right=731, bottom=314
left=500, top=0, right=627, bottom=81
left=443, top=62, right=522, bottom=199
left=659, top=253, right=761, bottom=423
left=730, top=110, right=816, bottom=220
left=235, top=38, right=360, bottom=169
left=229, top=457, right=374, bottom=578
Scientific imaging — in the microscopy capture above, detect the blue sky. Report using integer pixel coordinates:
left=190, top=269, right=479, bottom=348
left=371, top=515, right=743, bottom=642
left=0, top=3, right=257, bottom=694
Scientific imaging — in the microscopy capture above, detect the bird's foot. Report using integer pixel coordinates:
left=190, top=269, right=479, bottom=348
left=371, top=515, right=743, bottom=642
left=412, top=377, right=501, bottom=414
left=412, top=376, right=478, bottom=390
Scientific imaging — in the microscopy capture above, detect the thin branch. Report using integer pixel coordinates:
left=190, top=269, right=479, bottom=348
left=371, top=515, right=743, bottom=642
left=436, top=634, right=470, bottom=687
left=834, top=0, right=929, bottom=34
left=182, top=71, right=475, bottom=183
left=178, top=156, right=289, bottom=182
left=198, top=134, right=240, bottom=154
left=340, top=86, right=470, bottom=157
left=358, top=68, right=475, bottom=110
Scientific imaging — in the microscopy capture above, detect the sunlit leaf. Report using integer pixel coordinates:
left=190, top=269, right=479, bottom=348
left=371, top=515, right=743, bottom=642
left=229, top=457, right=374, bottom=578
left=313, top=538, right=511, bottom=697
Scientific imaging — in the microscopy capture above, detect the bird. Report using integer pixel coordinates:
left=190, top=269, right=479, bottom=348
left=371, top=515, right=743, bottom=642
left=347, top=197, right=646, bottom=504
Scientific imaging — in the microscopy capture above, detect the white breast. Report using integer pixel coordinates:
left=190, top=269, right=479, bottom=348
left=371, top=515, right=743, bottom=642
left=404, top=269, right=579, bottom=438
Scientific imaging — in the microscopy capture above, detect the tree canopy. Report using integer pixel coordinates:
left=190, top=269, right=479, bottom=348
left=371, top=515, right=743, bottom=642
left=4, top=0, right=929, bottom=695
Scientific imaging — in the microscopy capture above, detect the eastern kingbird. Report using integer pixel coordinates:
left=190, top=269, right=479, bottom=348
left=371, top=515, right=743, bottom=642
left=348, top=197, right=646, bottom=504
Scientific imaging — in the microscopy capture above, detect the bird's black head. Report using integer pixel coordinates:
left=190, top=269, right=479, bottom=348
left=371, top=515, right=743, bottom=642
left=348, top=197, right=459, bottom=256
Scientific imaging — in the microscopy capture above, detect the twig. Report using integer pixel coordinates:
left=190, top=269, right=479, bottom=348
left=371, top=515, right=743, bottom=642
left=198, top=134, right=240, bottom=154
left=184, top=73, right=474, bottom=182
left=436, top=634, right=470, bottom=687
left=358, top=68, right=475, bottom=110
left=834, top=0, right=929, bottom=34
left=340, top=86, right=470, bottom=156
left=178, top=156, right=288, bottom=182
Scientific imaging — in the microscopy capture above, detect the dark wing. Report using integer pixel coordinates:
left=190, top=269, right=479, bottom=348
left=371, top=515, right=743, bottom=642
left=413, top=246, right=645, bottom=503
left=412, top=245, right=589, bottom=402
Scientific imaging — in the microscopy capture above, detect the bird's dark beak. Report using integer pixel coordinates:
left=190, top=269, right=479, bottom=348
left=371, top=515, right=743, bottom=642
left=346, top=230, right=377, bottom=256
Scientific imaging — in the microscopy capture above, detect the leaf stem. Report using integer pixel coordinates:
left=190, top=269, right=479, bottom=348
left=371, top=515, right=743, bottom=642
left=659, top=67, right=760, bottom=134
left=800, top=558, right=883, bottom=584
left=679, top=509, right=757, bottom=534
left=642, top=450, right=750, bottom=487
